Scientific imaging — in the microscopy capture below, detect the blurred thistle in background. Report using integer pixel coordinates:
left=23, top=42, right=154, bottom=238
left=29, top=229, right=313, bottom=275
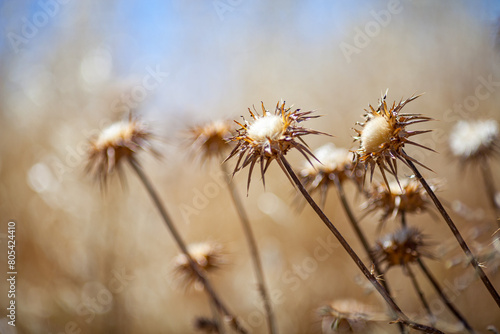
left=1, top=0, right=500, bottom=333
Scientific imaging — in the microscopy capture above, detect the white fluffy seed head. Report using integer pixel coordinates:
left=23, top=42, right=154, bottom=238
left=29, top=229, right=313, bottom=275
left=360, top=116, right=393, bottom=154
left=94, top=121, right=137, bottom=149
left=449, top=119, right=499, bottom=159
left=247, top=114, right=285, bottom=143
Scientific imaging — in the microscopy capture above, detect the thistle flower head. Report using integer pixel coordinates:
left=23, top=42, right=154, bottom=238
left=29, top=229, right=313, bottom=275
left=225, top=101, right=328, bottom=190
left=173, top=241, right=226, bottom=290
left=353, top=91, right=432, bottom=187
left=318, top=299, right=387, bottom=333
left=186, top=120, right=233, bottom=162
left=373, top=227, right=431, bottom=271
left=449, top=119, right=499, bottom=163
left=299, top=143, right=362, bottom=205
left=86, top=116, right=157, bottom=185
left=362, top=176, right=437, bottom=222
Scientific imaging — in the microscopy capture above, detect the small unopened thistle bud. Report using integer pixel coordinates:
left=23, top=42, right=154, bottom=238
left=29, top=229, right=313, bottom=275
left=373, top=227, right=431, bottom=272
left=173, top=241, right=226, bottom=290
left=186, top=120, right=234, bottom=162
left=299, top=143, right=362, bottom=205
left=353, top=91, right=432, bottom=186
left=362, top=176, right=438, bottom=222
left=86, top=116, right=157, bottom=186
left=318, top=299, right=387, bottom=333
left=225, top=101, right=328, bottom=190
left=449, top=119, right=499, bottom=163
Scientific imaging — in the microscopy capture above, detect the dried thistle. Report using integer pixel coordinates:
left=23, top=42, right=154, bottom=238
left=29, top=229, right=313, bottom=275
left=226, top=101, right=444, bottom=334
left=299, top=143, right=363, bottom=205
left=362, top=176, right=438, bottom=222
left=86, top=116, right=158, bottom=185
left=449, top=119, right=500, bottom=217
left=353, top=91, right=432, bottom=187
left=187, top=120, right=234, bottom=162
left=189, top=119, right=278, bottom=333
left=318, top=299, right=388, bottom=333
left=174, top=241, right=226, bottom=290
left=373, top=227, right=432, bottom=272
left=449, top=119, right=499, bottom=163
left=225, top=101, right=327, bottom=190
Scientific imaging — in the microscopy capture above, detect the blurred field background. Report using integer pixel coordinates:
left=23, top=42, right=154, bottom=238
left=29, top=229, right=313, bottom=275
left=1, top=0, right=500, bottom=333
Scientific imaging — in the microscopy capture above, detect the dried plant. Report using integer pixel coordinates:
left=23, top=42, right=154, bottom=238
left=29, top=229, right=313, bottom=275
left=353, top=92, right=500, bottom=308
left=299, top=143, right=363, bottom=206
left=374, top=226, right=474, bottom=332
left=187, top=119, right=278, bottom=334
left=318, top=299, right=388, bottom=333
left=186, top=119, right=234, bottom=162
left=225, top=101, right=328, bottom=191
left=226, top=101, right=444, bottom=334
left=298, top=143, right=397, bottom=319
left=173, top=241, right=227, bottom=290
left=86, top=115, right=159, bottom=187
left=373, top=227, right=431, bottom=272
left=449, top=119, right=500, bottom=217
left=353, top=91, right=432, bottom=187
left=87, top=117, right=247, bottom=334
left=362, top=176, right=437, bottom=225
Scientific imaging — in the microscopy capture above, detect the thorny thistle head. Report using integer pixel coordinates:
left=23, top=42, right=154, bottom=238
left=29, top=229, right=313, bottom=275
left=373, top=227, right=432, bottom=272
left=299, top=143, right=363, bottom=206
left=225, top=101, right=328, bottom=191
left=186, top=120, right=234, bottom=162
left=353, top=91, right=433, bottom=187
left=362, top=176, right=438, bottom=222
left=86, top=116, right=158, bottom=186
left=173, top=241, right=226, bottom=290
left=449, top=119, right=499, bottom=163
left=318, top=299, right=388, bottom=333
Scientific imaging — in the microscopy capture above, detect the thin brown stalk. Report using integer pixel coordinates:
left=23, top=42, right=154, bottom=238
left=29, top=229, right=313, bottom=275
left=127, top=158, right=247, bottom=334
left=480, top=159, right=500, bottom=219
left=406, top=260, right=436, bottom=327
left=278, top=154, right=443, bottom=334
left=417, top=258, right=475, bottom=333
left=334, top=177, right=407, bottom=334
left=209, top=296, right=226, bottom=334
left=403, top=153, right=500, bottom=308
left=221, top=163, right=277, bottom=334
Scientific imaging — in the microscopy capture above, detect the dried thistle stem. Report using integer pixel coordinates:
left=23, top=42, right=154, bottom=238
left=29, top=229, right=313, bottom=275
left=416, top=258, right=475, bottom=333
left=221, top=163, right=277, bottom=334
left=334, top=177, right=406, bottom=334
left=209, top=296, right=226, bottom=334
left=406, top=263, right=436, bottom=326
left=127, top=158, right=247, bottom=334
left=403, top=153, right=500, bottom=308
left=480, top=159, right=500, bottom=219
left=278, top=154, right=443, bottom=334
left=399, top=211, right=474, bottom=332
left=333, top=177, right=378, bottom=270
